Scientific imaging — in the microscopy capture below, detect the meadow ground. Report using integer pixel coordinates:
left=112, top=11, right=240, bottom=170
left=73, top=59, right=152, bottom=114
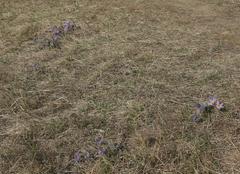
left=0, top=0, right=240, bottom=173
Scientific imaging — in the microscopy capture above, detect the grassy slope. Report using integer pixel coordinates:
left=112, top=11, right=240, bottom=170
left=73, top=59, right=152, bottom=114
left=0, top=0, right=240, bottom=173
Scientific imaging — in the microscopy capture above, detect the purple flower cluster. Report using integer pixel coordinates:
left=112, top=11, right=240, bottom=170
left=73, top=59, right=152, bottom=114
left=73, top=136, right=125, bottom=164
left=192, top=96, right=225, bottom=123
left=49, top=20, right=75, bottom=48
left=95, top=136, right=108, bottom=156
left=208, top=96, right=225, bottom=110
left=73, top=150, right=94, bottom=163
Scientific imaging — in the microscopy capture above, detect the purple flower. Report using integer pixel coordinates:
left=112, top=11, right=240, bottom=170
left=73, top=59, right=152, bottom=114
left=98, top=148, right=107, bottom=156
left=208, top=96, right=217, bottom=106
left=95, top=136, right=103, bottom=146
left=74, top=151, right=81, bottom=163
left=215, top=100, right=225, bottom=110
left=73, top=151, right=92, bottom=163
left=32, top=63, right=40, bottom=70
left=63, top=20, right=75, bottom=33
left=51, top=26, right=62, bottom=35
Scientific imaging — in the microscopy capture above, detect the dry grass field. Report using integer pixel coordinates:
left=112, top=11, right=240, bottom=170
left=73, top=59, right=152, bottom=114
left=0, top=0, right=240, bottom=173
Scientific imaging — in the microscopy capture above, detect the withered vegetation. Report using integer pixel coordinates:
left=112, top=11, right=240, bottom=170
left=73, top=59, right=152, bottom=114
left=0, top=0, right=240, bottom=173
